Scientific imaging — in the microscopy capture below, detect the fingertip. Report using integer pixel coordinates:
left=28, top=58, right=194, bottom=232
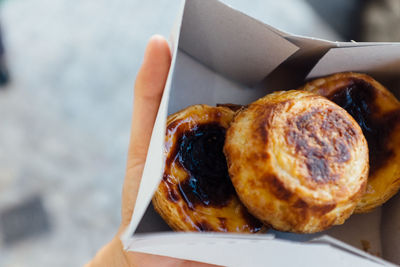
left=144, top=34, right=171, bottom=63
left=135, top=35, right=171, bottom=98
left=149, top=34, right=169, bottom=46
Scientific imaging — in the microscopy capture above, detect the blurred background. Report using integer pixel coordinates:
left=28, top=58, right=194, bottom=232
left=0, top=0, right=398, bottom=266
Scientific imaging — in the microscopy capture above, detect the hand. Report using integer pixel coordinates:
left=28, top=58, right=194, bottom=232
left=86, top=36, right=217, bottom=267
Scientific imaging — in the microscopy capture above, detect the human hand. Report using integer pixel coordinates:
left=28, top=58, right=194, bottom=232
left=86, top=36, right=217, bottom=267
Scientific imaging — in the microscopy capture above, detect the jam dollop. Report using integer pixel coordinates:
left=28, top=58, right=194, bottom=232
left=177, top=123, right=235, bottom=208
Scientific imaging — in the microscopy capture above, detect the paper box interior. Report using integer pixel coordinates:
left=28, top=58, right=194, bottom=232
left=122, top=0, right=400, bottom=266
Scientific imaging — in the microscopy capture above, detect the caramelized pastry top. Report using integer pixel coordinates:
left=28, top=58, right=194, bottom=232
left=300, top=72, right=400, bottom=213
left=302, top=72, right=400, bottom=174
left=224, top=90, right=369, bottom=233
left=168, top=123, right=234, bottom=208
left=153, top=104, right=264, bottom=233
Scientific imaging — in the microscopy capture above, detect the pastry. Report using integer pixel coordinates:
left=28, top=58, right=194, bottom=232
left=224, top=90, right=369, bottom=233
left=152, top=104, right=264, bottom=232
left=300, top=72, right=400, bottom=213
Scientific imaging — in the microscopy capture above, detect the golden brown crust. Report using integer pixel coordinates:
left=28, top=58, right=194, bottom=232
left=300, top=72, right=400, bottom=213
left=224, top=90, right=369, bottom=233
left=152, top=104, right=265, bottom=233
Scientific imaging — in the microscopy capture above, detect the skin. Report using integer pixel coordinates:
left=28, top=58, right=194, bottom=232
left=85, top=35, right=217, bottom=267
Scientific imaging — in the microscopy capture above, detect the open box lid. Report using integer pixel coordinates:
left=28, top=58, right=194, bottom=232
left=121, top=0, right=400, bottom=265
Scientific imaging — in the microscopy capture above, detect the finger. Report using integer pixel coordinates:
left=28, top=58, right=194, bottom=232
left=130, top=35, right=171, bottom=165
left=121, top=35, right=171, bottom=227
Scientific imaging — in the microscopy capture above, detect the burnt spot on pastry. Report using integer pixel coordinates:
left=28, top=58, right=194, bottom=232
left=292, top=199, right=308, bottom=222
left=268, top=175, right=292, bottom=200
left=293, top=198, right=336, bottom=217
left=328, top=78, right=400, bottom=174
left=286, top=108, right=356, bottom=183
left=306, top=157, right=329, bottom=182
left=310, top=202, right=336, bottom=215
left=240, top=207, right=265, bottom=233
left=257, top=118, right=269, bottom=143
left=254, top=106, right=275, bottom=143
left=176, top=123, right=236, bottom=208
left=195, top=221, right=214, bottom=232
left=217, top=217, right=228, bottom=231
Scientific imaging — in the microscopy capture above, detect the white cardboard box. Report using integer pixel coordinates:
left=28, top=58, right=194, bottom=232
left=122, top=0, right=400, bottom=266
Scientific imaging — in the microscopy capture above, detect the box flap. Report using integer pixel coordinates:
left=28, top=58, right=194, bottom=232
left=220, top=0, right=341, bottom=42
left=125, top=233, right=383, bottom=267
left=307, top=44, right=400, bottom=80
left=168, top=50, right=270, bottom=115
left=311, top=236, right=395, bottom=266
left=179, top=0, right=298, bottom=85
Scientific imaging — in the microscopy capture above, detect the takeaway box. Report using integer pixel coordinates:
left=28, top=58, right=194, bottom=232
left=122, top=0, right=400, bottom=266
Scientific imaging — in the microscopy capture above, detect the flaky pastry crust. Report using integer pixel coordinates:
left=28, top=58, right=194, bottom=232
left=224, top=90, right=369, bottom=233
left=152, top=104, right=264, bottom=233
left=300, top=72, right=400, bottom=213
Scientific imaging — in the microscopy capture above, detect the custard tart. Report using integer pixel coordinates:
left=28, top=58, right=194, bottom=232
left=300, top=72, right=400, bottom=213
left=224, top=90, right=369, bottom=233
left=152, top=104, right=264, bottom=232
